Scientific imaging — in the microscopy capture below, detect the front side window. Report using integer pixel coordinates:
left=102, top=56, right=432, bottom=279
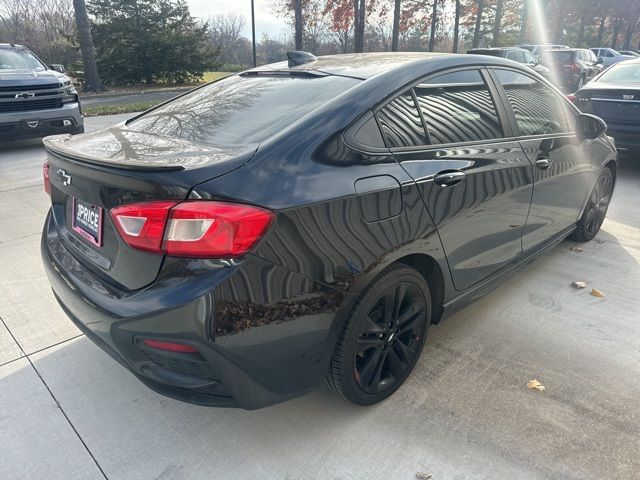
left=128, top=74, right=360, bottom=145
left=524, top=51, right=536, bottom=64
left=414, top=70, right=503, bottom=145
left=493, top=69, right=570, bottom=136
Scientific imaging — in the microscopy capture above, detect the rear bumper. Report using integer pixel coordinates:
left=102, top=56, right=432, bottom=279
left=41, top=210, right=345, bottom=409
left=0, top=103, right=83, bottom=140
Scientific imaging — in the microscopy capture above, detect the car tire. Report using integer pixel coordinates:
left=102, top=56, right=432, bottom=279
left=570, top=167, right=614, bottom=242
left=327, top=263, right=432, bottom=405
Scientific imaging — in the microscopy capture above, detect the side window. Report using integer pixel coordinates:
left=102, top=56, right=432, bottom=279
left=523, top=51, right=536, bottom=64
left=515, top=51, right=525, bottom=63
left=602, top=50, right=613, bottom=57
left=506, top=51, right=517, bottom=61
left=414, top=69, right=503, bottom=145
left=576, top=51, right=584, bottom=61
left=493, top=69, right=570, bottom=136
left=377, top=92, right=428, bottom=148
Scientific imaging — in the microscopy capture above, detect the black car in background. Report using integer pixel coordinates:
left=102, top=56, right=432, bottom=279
left=541, top=48, right=604, bottom=91
left=41, top=52, right=616, bottom=409
left=467, top=47, right=550, bottom=78
left=571, top=58, right=640, bottom=151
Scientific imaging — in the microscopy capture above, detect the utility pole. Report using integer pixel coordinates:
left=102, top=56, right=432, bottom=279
left=251, top=0, right=257, bottom=67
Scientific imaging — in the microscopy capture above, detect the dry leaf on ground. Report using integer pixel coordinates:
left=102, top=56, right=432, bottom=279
left=591, top=288, right=605, bottom=298
left=527, top=379, right=545, bottom=393
left=416, top=473, right=433, bottom=480
left=595, top=239, right=605, bottom=244
left=570, top=246, right=584, bottom=252
left=571, top=281, right=588, bottom=289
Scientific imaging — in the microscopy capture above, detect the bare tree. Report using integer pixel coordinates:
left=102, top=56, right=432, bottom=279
left=428, top=0, right=438, bottom=52
left=294, top=0, right=303, bottom=49
left=452, top=0, right=461, bottom=52
left=519, top=0, right=529, bottom=43
left=492, top=0, right=504, bottom=46
left=472, top=0, right=485, bottom=48
left=391, top=0, right=401, bottom=51
left=72, top=0, right=103, bottom=91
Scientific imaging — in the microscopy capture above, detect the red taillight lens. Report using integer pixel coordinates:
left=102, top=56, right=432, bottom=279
left=43, top=162, right=51, bottom=195
left=570, top=63, right=580, bottom=72
left=142, top=338, right=198, bottom=353
left=566, top=94, right=577, bottom=103
left=111, top=201, right=178, bottom=253
left=110, top=200, right=275, bottom=258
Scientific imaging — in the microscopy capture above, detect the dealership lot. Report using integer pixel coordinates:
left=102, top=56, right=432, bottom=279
left=1, top=115, right=639, bottom=479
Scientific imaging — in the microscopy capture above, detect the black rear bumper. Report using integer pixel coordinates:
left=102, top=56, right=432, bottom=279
left=41, top=210, right=342, bottom=409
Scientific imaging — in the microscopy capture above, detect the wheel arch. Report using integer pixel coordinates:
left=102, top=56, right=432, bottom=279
left=396, top=254, right=446, bottom=324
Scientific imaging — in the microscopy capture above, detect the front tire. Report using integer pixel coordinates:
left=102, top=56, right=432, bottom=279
left=327, top=264, right=431, bottom=406
left=570, top=168, right=614, bottom=242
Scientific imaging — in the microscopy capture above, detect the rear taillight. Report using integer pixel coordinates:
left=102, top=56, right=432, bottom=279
left=110, top=200, right=275, bottom=258
left=570, top=63, right=580, bottom=72
left=142, top=338, right=198, bottom=353
left=566, top=94, right=577, bottom=103
left=43, top=162, right=51, bottom=195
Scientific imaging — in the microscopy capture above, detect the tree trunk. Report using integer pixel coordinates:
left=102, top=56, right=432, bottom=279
left=623, top=24, right=633, bottom=49
left=518, top=0, right=528, bottom=43
left=472, top=0, right=484, bottom=48
left=492, top=0, right=504, bottom=47
left=391, top=0, right=401, bottom=52
left=452, top=0, right=461, bottom=53
left=354, top=0, right=366, bottom=52
left=428, top=0, right=438, bottom=52
left=610, top=19, right=621, bottom=49
left=596, top=16, right=606, bottom=46
left=577, top=9, right=587, bottom=47
left=294, top=0, right=303, bottom=50
left=72, top=0, right=103, bottom=92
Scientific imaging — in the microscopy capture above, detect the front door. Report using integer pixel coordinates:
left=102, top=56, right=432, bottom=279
left=489, top=68, right=593, bottom=251
left=377, top=69, right=534, bottom=291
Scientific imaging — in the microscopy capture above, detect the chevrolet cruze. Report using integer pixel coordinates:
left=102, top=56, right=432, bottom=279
left=41, top=52, right=616, bottom=409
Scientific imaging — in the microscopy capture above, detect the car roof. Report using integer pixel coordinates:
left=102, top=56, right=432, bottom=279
left=469, top=47, right=526, bottom=51
left=246, top=52, right=518, bottom=80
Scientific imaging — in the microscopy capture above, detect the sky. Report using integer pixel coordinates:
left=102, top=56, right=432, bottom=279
left=186, top=0, right=290, bottom=39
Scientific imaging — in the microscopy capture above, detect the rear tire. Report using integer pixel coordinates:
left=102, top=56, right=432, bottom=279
left=570, top=168, right=614, bottom=242
left=327, top=264, right=431, bottom=406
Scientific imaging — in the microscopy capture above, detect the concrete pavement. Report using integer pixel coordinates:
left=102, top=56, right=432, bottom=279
left=0, top=115, right=639, bottom=479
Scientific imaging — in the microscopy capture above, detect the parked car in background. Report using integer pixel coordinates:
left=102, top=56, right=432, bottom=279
left=41, top=52, right=616, bottom=409
left=467, top=47, right=550, bottom=78
left=590, top=48, right=634, bottom=68
left=0, top=43, right=83, bottom=140
left=570, top=58, right=640, bottom=152
left=618, top=50, right=640, bottom=57
left=540, top=48, right=604, bottom=91
left=517, top=44, right=570, bottom=59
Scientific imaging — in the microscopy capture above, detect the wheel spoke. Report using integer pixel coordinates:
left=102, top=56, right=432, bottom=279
left=394, top=339, right=417, bottom=363
left=392, top=283, right=407, bottom=321
left=397, top=298, right=424, bottom=326
left=398, top=310, right=424, bottom=335
left=358, top=347, right=383, bottom=388
left=386, top=348, right=406, bottom=379
left=356, top=336, right=384, bottom=353
left=361, top=315, right=384, bottom=335
left=383, top=290, right=394, bottom=324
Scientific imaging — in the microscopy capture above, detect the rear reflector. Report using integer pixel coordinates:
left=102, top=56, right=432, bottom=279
left=110, top=200, right=275, bottom=258
left=43, top=162, right=51, bottom=195
left=142, top=338, right=199, bottom=353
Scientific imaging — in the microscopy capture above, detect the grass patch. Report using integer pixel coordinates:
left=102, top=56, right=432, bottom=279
left=201, top=71, right=233, bottom=83
left=83, top=101, right=162, bottom=117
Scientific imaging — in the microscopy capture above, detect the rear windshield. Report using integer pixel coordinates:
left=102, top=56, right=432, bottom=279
left=543, top=51, right=575, bottom=63
left=0, top=48, right=45, bottom=71
left=599, top=63, right=640, bottom=83
left=128, top=74, right=360, bottom=145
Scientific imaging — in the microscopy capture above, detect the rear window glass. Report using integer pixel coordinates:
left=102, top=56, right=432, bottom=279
left=127, top=75, right=360, bottom=145
left=543, top=51, right=575, bottom=63
left=599, top=64, right=640, bottom=83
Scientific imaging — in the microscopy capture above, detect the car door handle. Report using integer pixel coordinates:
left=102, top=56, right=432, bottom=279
left=433, top=170, right=466, bottom=187
left=535, top=158, right=551, bottom=170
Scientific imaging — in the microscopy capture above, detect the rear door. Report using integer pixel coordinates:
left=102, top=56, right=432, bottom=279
left=382, top=69, right=534, bottom=291
left=489, top=68, right=593, bottom=251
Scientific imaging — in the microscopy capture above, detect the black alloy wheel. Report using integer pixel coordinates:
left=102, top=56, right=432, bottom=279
left=328, top=264, right=431, bottom=405
left=571, top=168, right=614, bottom=242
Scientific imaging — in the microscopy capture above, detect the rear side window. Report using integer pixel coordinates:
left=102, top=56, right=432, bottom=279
left=414, top=70, right=503, bottom=145
left=377, top=92, right=428, bottom=147
left=128, top=74, right=360, bottom=145
left=493, top=69, right=570, bottom=136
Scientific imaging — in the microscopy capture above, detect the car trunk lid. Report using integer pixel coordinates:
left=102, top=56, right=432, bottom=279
left=577, top=85, right=640, bottom=125
left=44, top=127, right=258, bottom=291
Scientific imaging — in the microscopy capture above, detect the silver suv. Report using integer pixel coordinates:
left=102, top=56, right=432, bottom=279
left=0, top=44, right=83, bottom=140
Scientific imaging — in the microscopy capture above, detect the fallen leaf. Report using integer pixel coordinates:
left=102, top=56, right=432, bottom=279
left=527, top=379, right=545, bottom=393
left=570, top=246, right=584, bottom=252
left=595, top=238, right=605, bottom=244
left=591, top=288, right=605, bottom=298
left=571, top=281, right=588, bottom=289
left=416, top=474, right=432, bottom=480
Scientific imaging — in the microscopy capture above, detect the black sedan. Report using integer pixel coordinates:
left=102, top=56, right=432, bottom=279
left=570, top=58, right=640, bottom=151
left=41, top=52, right=616, bottom=409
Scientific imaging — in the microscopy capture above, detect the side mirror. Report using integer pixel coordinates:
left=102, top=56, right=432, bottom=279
left=50, top=64, right=65, bottom=73
left=578, top=113, right=607, bottom=140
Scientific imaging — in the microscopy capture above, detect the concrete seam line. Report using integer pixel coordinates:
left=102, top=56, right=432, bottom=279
left=0, top=316, right=108, bottom=480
